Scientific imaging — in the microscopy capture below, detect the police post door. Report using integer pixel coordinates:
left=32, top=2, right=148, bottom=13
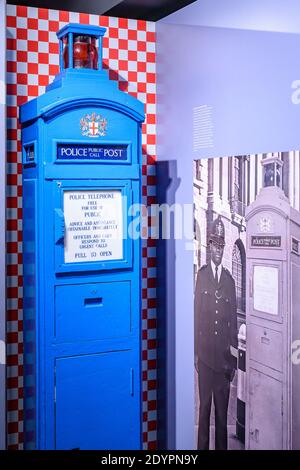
left=20, top=24, right=144, bottom=450
left=245, top=156, right=300, bottom=450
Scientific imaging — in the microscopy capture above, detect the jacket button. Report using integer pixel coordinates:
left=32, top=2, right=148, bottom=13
left=215, top=320, right=218, bottom=325
left=216, top=300, right=218, bottom=304
left=215, top=331, right=218, bottom=335
left=216, top=310, right=218, bottom=314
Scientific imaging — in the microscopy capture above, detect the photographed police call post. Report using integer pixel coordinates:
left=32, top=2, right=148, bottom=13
left=194, top=216, right=238, bottom=450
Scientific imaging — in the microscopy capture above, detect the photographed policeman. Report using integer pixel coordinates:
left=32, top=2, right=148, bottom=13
left=194, top=216, right=238, bottom=450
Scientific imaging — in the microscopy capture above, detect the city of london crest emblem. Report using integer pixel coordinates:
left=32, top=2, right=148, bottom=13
left=80, top=113, right=107, bottom=138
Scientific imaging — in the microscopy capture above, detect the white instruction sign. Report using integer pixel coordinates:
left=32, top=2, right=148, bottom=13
left=253, top=265, right=279, bottom=316
left=64, top=190, right=123, bottom=263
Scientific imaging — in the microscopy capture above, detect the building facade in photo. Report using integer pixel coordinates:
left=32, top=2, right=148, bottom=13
left=193, top=151, right=300, bottom=328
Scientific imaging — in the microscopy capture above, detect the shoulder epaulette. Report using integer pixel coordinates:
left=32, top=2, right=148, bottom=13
left=199, top=264, right=208, bottom=271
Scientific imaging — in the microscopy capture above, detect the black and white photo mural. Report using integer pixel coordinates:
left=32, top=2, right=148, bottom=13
left=194, top=152, right=300, bottom=450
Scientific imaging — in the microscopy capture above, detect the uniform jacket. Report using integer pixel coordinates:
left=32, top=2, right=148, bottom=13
left=194, top=264, right=238, bottom=374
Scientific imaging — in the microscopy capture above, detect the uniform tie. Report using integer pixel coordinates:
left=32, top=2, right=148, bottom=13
left=215, top=266, right=219, bottom=285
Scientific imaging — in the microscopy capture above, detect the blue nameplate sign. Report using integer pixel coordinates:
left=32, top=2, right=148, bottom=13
left=57, top=144, right=128, bottom=161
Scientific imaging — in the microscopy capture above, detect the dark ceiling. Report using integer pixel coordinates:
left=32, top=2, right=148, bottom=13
left=7, top=0, right=197, bottom=21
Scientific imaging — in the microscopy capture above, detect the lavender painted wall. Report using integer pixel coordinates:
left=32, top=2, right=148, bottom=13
left=163, top=0, right=300, bottom=34
left=156, top=21, right=300, bottom=449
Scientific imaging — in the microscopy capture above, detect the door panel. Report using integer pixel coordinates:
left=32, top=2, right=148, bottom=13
left=249, top=323, right=282, bottom=372
left=249, top=367, right=283, bottom=450
left=55, top=281, right=131, bottom=342
left=55, top=350, right=140, bottom=450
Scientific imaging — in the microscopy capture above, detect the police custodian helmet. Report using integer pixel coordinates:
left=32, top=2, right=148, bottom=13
left=209, top=216, right=225, bottom=247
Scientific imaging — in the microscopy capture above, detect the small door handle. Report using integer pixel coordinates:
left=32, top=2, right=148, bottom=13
left=250, top=429, right=259, bottom=443
left=130, top=368, right=134, bottom=396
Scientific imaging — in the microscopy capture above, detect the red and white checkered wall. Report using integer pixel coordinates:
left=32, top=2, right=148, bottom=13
left=6, top=4, right=157, bottom=449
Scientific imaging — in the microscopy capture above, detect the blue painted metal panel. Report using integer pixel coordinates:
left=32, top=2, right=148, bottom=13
left=55, top=350, right=140, bottom=450
left=57, top=23, right=106, bottom=40
left=23, top=179, right=37, bottom=450
left=55, top=281, right=132, bottom=342
left=21, top=24, right=144, bottom=450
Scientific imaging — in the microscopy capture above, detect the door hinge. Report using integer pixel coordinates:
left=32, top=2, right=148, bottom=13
left=54, top=208, right=65, bottom=245
left=54, top=364, right=57, bottom=404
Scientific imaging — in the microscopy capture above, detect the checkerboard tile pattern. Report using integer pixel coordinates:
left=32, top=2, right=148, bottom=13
left=6, top=4, right=157, bottom=450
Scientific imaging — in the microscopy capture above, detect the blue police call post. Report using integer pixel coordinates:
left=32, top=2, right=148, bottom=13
left=20, top=24, right=145, bottom=450
left=245, top=155, right=300, bottom=450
